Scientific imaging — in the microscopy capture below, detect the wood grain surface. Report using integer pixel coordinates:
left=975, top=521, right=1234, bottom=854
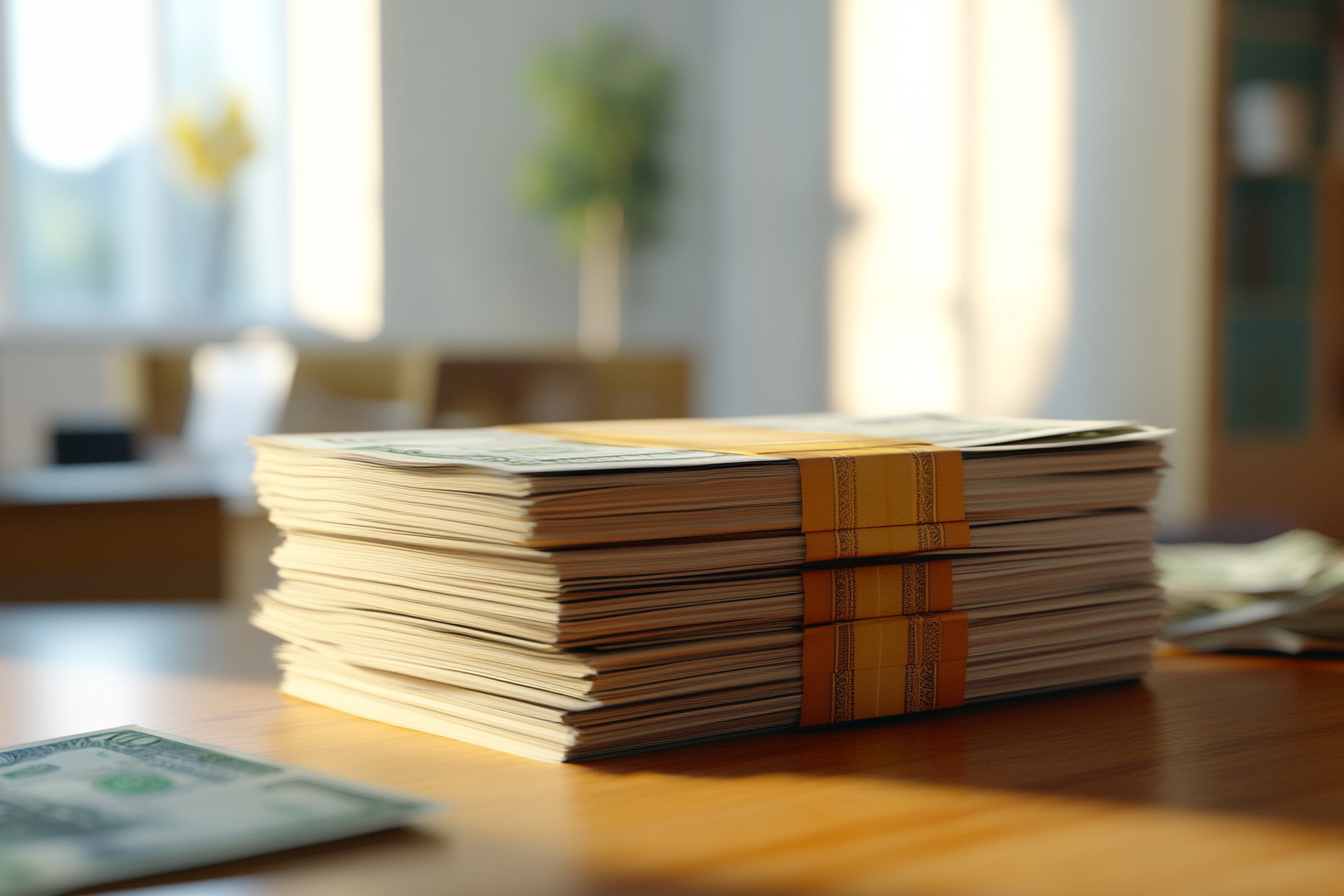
left=0, top=603, right=1341, bottom=896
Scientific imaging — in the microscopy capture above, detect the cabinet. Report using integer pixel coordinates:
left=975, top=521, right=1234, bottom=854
left=1208, top=0, right=1344, bottom=538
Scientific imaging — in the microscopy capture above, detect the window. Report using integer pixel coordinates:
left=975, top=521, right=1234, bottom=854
left=4, top=0, right=382, bottom=339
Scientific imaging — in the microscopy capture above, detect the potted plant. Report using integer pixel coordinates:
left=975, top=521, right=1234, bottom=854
left=522, top=27, right=674, bottom=360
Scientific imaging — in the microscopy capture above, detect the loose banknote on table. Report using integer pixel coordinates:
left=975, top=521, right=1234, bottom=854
left=0, top=726, right=441, bottom=896
left=1159, top=529, right=1344, bottom=654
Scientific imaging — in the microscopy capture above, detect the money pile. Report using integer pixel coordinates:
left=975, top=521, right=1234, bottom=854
left=251, top=414, right=1170, bottom=761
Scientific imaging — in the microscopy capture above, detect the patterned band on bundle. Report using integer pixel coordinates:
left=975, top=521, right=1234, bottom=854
left=798, top=612, right=969, bottom=726
left=801, top=561, right=955, bottom=625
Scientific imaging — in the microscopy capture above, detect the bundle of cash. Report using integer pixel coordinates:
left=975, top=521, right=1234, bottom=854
left=0, top=726, right=438, bottom=895
left=251, top=413, right=1170, bottom=761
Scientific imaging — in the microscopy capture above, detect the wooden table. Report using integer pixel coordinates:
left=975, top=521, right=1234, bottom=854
left=2, top=603, right=1342, bottom=896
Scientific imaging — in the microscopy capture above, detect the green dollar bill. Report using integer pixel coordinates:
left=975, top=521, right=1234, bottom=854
left=0, top=726, right=442, bottom=896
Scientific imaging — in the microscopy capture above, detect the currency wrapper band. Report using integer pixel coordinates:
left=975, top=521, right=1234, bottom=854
left=510, top=420, right=972, bottom=726
left=800, top=613, right=968, bottom=725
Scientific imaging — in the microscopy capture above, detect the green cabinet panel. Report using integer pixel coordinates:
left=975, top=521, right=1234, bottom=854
left=1225, top=319, right=1312, bottom=434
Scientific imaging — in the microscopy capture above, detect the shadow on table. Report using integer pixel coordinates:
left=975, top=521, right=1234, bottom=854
left=593, top=678, right=1163, bottom=799
left=585, top=655, right=1344, bottom=829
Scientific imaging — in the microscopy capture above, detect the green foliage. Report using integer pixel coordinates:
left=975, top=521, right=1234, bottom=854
left=521, top=27, right=675, bottom=249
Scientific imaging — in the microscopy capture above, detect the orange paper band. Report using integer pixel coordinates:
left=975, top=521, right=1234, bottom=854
left=799, top=661, right=967, bottom=726
left=798, top=612, right=968, bottom=726
left=801, top=561, right=955, bottom=625
left=803, top=521, right=971, bottom=562
left=793, top=446, right=963, bottom=532
left=800, top=612, right=969, bottom=676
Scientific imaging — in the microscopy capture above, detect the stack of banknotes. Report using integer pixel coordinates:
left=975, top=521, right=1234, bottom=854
left=250, top=413, right=1170, bottom=762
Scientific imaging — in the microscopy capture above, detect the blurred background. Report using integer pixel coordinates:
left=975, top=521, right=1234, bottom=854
left=1, top=0, right=1339, bottom=604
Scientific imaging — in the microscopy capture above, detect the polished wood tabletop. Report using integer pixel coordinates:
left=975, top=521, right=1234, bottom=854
left=1, top=602, right=1342, bottom=896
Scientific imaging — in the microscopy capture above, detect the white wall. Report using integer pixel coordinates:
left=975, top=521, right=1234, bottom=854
left=0, top=342, right=139, bottom=472
left=1042, top=0, right=1216, bottom=527
left=703, top=0, right=831, bottom=416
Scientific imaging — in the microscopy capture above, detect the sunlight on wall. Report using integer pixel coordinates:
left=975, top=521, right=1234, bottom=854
left=831, top=0, right=964, bottom=415
left=289, top=0, right=384, bottom=341
left=830, top=0, right=1072, bottom=417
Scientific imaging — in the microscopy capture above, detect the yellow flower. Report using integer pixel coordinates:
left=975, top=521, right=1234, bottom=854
left=170, top=96, right=256, bottom=187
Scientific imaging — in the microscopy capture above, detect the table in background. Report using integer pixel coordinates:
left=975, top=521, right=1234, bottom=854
left=0, top=466, right=223, bottom=602
left=1, top=603, right=1342, bottom=896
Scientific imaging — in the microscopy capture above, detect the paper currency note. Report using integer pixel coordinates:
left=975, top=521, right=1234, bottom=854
left=0, top=726, right=441, bottom=896
left=253, top=414, right=1172, bottom=474
left=253, top=427, right=765, bottom=472
left=732, top=412, right=1169, bottom=450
